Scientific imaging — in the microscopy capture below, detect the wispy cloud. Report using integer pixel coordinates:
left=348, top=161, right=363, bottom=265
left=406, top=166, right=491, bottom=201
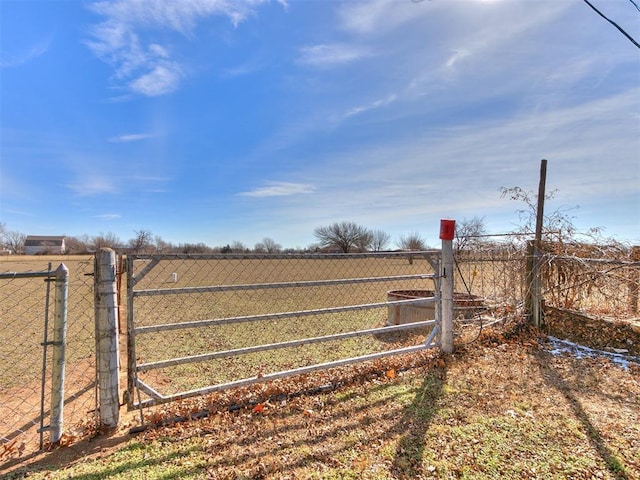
left=238, top=182, right=316, bottom=197
left=0, top=37, right=52, bottom=68
left=108, top=132, right=155, bottom=142
left=86, top=0, right=274, bottom=96
left=95, top=213, right=121, bottom=219
left=298, top=43, right=371, bottom=68
left=343, top=93, right=397, bottom=119
left=66, top=176, right=118, bottom=196
left=337, top=0, right=420, bottom=36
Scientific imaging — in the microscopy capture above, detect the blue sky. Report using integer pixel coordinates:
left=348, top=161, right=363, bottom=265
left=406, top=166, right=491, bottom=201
left=1, top=0, right=638, bottom=248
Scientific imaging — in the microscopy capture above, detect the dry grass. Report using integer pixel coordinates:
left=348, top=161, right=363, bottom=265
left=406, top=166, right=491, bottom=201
left=3, top=252, right=638, bottom=478
left=3, top=325, right=639, bottom=479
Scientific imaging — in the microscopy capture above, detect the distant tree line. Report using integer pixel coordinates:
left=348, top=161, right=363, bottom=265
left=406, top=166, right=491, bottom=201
left=7, top=193, right=619, bottom=256
left=0, top=221, right=448, bottom=256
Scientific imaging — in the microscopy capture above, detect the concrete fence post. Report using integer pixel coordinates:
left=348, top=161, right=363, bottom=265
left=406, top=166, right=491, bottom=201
left=50, top=263, right=69, bottom=443
left=440, top=220, right=455, bottom=354
left=94, top=248, right=120, bottom=428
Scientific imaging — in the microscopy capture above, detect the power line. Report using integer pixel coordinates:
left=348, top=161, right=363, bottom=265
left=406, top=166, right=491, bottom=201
left=628, top=0, right=640, bottom=13
left=582, top=0, right=640, bottom=49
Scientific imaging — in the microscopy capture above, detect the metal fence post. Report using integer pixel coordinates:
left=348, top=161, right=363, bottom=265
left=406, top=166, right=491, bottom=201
left=440, top=220, right=455, bottom=354
left=94, top=248, right=120, bottom=428
left=50, top=263, right=69, bottom=444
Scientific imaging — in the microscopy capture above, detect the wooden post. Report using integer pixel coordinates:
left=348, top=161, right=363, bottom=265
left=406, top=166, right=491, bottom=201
left=94, top=248, right=120, bottom=428
left=531, top=159, right=547, bottom=327
left=50, top=263, right=69, bottom=444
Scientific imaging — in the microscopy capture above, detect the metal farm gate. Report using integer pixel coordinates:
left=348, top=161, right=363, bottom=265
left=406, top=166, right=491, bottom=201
left=126, top=248, right=453, bottom=411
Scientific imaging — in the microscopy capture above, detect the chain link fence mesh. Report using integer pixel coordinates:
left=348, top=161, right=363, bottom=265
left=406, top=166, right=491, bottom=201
left=1, top=256, right=96, bottom=461
left=128, top=252, right=440, bottom=405
left=3, top=245, right=633, bottom=460
left=453, top=243, right=639, bottom=323
left=541, top=254, right=639, bottom=318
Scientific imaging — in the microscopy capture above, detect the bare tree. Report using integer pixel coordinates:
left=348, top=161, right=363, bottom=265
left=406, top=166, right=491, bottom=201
left=370, top=230, right=391, bottom=251
left=354, top=230, right=373, bottom=252
left=231, top=240, right=248, bottom=253
left=93, top=232, right=121, bottom=250
left=129, top=229, right=154, bottom=254
left=4, top=230, right=26, bottom=254
left=65, top=234, right=92, bottom=254
left=397, top=231, right=427, bottom=251
left=154, top=235, right=173, bottom=253
left=499, top=186, right=586, bottom=245
left=177, top=242, right=212, bottom=254
left=314, top=221, right=371, bottom=253
left=255, top=237, right=281, bottom=253
left=455, top=216, right=487, bottom=251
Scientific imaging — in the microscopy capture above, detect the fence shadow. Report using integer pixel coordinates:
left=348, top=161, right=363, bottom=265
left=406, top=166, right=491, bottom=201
left=392, top=361, right=446, bottom=479
left=533, top=350, right=632, bottom=480
left=1, top=381, right=97, bottom=474
left=1, top=427, right=130, bottom=478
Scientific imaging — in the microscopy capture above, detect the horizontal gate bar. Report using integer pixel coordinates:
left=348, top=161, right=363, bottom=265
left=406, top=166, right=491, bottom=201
left=133, top=342, right=439, bottom=409
left=0, top=270, right=53, bottom=279
left=134, top=296, right=437, bottom=334
left=133, top=273, right=436, bottom=297
left=136, top=319, right=438, bottom=372
left=132, top=250, right=441, bottom=261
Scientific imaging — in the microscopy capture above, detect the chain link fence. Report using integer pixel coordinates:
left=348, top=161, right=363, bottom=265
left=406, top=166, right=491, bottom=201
left=542, top=253, right=639, bottom=318
left=127, top=252, right=442, bottom=410
left=454, top=246, right=527, bottom=317
left=0, top=256, right=96, bottom=461
left=453, top=242, right=640, bottom=324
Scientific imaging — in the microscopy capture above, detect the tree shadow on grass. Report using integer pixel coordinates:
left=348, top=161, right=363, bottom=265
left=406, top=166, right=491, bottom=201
left=534, top=350, right=632, bottom=480
left=392, top=361, right=447, bottom=479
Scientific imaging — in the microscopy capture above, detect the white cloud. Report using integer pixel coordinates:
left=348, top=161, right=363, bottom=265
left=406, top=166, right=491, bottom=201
left=337, top=0, right=420, bottom=36
left=86, top=0, right=273, bottom=96
left=298, top=43, right=371, bottom=68
left=108, top=132, right=155, bottom=142
left=260, top=86, right=639, bottom=237
left=0, top=37, right=51, bottom=68
left=343, top=93, right=397, bottom=119
left=129, top=63, right=183, bottom=96
left=238, top=182, right=316, bottom=197
left=66, top=176, right=118, bottom=196
left=95, top=213, right=122, bottom=219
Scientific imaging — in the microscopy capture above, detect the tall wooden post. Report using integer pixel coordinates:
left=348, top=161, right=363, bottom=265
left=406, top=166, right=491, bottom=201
left=531, top=159, right=547, bottom=327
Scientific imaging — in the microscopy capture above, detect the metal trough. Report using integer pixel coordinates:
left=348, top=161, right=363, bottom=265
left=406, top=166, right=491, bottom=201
left=386, top=289, right=484, bottom=325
